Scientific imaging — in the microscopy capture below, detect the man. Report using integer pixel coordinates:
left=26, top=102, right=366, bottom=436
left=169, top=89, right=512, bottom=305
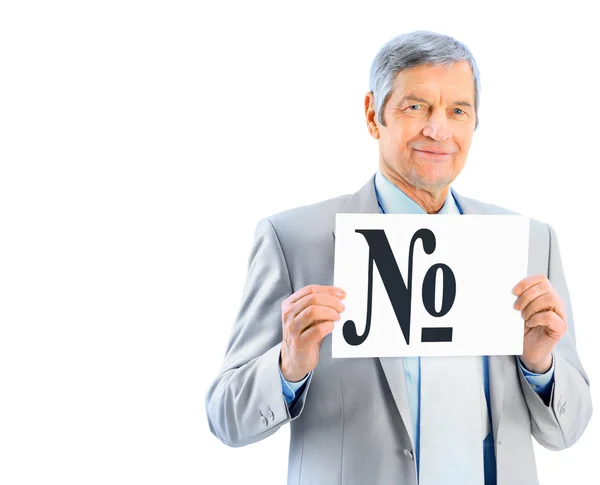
left=205, top=31, right=592, bottom=485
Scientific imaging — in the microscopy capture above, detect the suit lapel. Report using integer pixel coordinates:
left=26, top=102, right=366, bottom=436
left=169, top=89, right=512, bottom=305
left=332, top=173, right=381, bottom=238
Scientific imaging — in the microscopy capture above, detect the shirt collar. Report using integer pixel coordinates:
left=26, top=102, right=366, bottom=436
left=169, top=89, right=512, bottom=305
left=374, top=170, right=459, bottom=215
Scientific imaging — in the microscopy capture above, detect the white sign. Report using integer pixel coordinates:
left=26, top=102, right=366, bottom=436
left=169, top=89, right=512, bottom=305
left=333, top=214, right=530, bottom=358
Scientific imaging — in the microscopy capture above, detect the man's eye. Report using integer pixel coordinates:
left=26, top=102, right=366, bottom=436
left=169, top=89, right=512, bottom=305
left=453, top=108, right=465, bottom=115
left=408, top=104, right=421, bottom=110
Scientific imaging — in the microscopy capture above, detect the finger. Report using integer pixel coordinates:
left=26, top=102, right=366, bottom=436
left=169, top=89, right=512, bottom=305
left=300, top=320, right=335, bottom=345
left=525, top=311, right=567, bottom=339
left=514, top=280, right=550, bottom=311
left=524, top=311, right=552, bottom=328
left=292, top=305, right=341, bottom=335
left=285, top=293, right=346, bottom=332
left=293, top=292, right=346, bottom=315
left=285, top=285, right=346, bottom=306
left=513, top=274, right=547, bottom=296
left=520, top=292, right=561, bottom=322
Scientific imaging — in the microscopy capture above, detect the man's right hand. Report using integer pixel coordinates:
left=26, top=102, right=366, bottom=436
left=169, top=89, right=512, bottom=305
left=279, top=285, right=346, bottom=382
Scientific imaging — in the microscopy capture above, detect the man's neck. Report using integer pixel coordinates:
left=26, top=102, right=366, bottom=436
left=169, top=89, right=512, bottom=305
left=379, top=168, right=449, bottom=214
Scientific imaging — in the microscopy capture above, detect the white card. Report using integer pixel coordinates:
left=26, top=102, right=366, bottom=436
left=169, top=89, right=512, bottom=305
left=333, top=214, right=530, bottom=358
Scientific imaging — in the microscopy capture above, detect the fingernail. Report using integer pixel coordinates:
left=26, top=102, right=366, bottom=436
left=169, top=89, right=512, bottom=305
left=513, top=286, right=521, bottom=295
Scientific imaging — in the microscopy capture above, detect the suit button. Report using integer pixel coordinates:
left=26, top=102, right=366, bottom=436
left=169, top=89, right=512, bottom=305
left=260, top=415, right=268, bottom=426
left=403, top=449, right=414, bottom=460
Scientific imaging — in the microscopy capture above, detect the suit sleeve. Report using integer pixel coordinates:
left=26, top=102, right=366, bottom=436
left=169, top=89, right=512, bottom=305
left=205, top=218, right=313, bottom=447
left=518, top=356, right=554, bottom=405
left=281, top=368, right=311, bottom=405
left=518, top=223, right=593, bottom=450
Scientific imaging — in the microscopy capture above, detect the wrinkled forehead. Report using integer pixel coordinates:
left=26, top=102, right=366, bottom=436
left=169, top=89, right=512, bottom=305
left=389, top=61, right=476, bottom=104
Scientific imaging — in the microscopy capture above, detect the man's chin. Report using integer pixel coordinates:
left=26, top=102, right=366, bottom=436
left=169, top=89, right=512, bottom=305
left=409, top=174, right=454, bottom=192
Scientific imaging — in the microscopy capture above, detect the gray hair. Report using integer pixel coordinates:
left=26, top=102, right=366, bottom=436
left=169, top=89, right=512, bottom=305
left=369, top=31, right=481, bottom=129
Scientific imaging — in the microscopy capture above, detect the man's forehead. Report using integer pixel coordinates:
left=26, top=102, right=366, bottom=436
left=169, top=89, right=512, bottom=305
left=390, top=63, right=475, bottom=103
left=393, top=86, right=474, bottom=101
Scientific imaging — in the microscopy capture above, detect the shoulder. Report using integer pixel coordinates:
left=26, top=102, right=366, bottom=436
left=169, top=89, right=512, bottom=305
left=249, top=192, right=353, bottom=258
left=266, top=192, right=350, bottom=240
left=456, top=192, right=552, bottom=245
left=454, top=192, right=520, bottom=216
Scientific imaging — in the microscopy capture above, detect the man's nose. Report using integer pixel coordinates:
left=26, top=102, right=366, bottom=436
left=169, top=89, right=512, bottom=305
left=422, top=109, right=450, bottom=141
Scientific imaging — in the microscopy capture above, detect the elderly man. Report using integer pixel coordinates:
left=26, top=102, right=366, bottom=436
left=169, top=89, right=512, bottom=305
left=205, top=31, right=592, bottom=485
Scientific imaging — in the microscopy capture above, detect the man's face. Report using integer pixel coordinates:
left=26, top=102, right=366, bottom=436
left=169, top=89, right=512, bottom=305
left=367, top=61, right=476, bottom=192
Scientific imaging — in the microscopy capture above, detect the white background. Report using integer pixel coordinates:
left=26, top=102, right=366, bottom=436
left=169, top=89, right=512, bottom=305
left=0, top=1, right=597, bottom=484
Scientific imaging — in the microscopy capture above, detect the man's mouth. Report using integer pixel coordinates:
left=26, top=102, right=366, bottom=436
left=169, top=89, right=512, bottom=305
left=413, top=149, right=454, bottom=161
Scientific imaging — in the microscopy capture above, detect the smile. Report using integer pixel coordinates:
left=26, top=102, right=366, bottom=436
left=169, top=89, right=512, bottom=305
left=413, top=149, right=453, bottom=162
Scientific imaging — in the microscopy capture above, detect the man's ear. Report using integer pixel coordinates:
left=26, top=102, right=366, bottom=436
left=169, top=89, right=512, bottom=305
left=364, top=92, right=380, bottom=140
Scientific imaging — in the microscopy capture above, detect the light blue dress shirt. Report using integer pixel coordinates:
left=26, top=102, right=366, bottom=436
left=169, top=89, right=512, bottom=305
left=279, top=170, right=555, bottom=484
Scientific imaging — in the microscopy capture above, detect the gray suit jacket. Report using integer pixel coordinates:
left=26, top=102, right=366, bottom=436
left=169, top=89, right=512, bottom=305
left=206, top=174, right=592, bottom=485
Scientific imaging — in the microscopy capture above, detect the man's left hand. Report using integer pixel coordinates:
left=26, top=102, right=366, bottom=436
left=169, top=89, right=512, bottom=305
left=513, top=274, right=568, bottom=374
